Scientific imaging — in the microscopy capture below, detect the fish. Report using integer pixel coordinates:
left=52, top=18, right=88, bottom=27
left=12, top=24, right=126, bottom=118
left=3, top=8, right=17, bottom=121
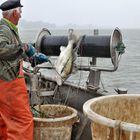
left=55, top=29, right=79, bottom=86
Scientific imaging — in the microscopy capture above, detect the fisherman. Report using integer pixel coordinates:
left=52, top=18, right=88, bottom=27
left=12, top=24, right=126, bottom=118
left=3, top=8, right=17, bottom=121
left=0, top=0, right=49, bottom=139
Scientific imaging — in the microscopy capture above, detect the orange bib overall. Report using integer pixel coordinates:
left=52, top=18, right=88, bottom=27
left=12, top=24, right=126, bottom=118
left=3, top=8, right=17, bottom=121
left=0, top=61, right=33, bottom=140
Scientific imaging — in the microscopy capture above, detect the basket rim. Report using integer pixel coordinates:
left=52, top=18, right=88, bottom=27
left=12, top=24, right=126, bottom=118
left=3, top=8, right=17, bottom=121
left=33, top=104, right=78, bottom=123
left=83, top=94, right=140, bottom=132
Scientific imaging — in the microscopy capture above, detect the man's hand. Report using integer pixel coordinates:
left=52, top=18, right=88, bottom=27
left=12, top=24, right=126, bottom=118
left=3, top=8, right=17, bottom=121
left=25, top=43, right=36, bottom=58
left=31, top=53, right=49, bottom=67
left=24, top=43, right=49, bottom=67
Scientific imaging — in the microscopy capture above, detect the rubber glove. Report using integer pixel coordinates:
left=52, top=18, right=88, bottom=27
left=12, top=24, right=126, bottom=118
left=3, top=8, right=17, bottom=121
left=25, top=43, right=36, bottom=57
left=31, top=53, right=49, bottom=67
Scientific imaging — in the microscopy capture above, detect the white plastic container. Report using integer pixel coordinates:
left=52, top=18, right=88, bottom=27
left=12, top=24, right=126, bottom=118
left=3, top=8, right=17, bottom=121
left=83, top=94, right=140, bottom=140
left=34, top=104, right=78, bottom=140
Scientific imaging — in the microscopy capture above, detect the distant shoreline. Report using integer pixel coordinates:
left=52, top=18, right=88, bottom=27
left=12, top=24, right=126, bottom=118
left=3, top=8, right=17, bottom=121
left=19, top=19, right=140, bottom=30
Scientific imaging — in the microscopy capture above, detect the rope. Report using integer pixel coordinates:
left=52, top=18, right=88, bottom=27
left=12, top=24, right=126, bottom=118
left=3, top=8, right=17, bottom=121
left=115, top=42, right=125, bottom=54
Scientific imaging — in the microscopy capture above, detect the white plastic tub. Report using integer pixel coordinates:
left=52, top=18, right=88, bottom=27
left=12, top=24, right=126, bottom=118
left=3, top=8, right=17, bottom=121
left=34, top=104, right=78, bottom=140
left=83, top=94, right=140, bottom=140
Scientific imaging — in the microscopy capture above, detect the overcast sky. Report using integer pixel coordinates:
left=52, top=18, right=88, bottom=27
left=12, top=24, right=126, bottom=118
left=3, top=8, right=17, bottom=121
left=1, top=0, right=140, bottom=28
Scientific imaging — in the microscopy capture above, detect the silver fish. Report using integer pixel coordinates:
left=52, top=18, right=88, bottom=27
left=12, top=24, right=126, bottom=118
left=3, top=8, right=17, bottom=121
left=55, top=29, right=79, bottom=86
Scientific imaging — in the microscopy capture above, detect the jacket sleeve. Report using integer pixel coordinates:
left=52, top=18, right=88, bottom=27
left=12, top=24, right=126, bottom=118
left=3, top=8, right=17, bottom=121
left=0, top=27, right=25, bottom=61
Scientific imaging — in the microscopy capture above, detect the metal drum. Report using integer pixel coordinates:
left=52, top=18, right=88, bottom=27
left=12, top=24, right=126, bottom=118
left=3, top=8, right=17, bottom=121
left=35, top=28, right=122, bottom=66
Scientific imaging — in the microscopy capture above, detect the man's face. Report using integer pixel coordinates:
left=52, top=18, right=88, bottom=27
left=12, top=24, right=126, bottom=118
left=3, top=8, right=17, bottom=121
left=13, top=7, right=22, bottom=25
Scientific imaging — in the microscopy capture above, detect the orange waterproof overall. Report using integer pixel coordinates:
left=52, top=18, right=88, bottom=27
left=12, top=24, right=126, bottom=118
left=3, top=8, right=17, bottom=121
left=0, top=61, right=33, bottom=140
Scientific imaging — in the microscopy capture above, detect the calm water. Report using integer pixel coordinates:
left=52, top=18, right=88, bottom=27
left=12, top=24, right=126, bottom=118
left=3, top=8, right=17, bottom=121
left=20, top=28, right=140, bottom=94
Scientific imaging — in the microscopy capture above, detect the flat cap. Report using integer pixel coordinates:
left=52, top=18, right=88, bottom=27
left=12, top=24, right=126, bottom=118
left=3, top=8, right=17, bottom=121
left=0, top=0, right=23, bottom=11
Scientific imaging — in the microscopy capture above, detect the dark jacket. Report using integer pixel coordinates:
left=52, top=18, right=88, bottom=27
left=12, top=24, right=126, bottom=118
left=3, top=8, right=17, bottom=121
left=0, top=18, right=26, bottom=81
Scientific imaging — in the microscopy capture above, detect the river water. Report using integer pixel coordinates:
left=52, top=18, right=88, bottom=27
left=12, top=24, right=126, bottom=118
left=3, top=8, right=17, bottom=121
left=20, top=28, right=140, bottom=95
